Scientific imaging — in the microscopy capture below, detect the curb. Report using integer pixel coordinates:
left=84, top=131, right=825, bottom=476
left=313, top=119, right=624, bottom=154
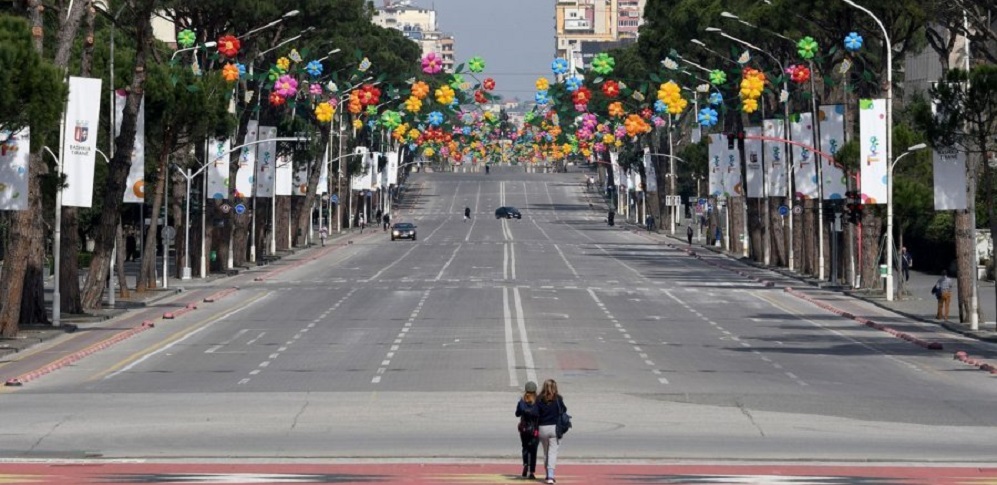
left=953, top=351, right=997, bottom=374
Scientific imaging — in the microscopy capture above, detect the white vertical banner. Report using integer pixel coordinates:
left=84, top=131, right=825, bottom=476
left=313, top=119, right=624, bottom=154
left=370, top=152, right=380, bottom=190
left=643, top=149, right=658, bottom=193
left=206, top=138, right=230, bottom=200
left=234, top=121, right=257, bottom=198
left=386, top=151, right=399, bottom=185
left=724, top=136, right=741, bottom=197
left=293, top=163, right=309, bottom=196
left=691, top=126, right=702, bottom=144
left=859, top=98, right=888, bottom=204
left=609, top=150, right=621, bottom=187
left=115, top=91, right=145, bottom=203
left=791, top=113, right=818, bottom=199
left=275, top=154, right=293, bottom=196
left=763, top=119, right=787, bottom=197
left=61, top=76, right=103, bottom=207
left=708, top=134, right=725, bottom=197
left=318, top=144, right=329, bottom=195
left=744, top=126, right=764, bottom=198
left=933, top=149, right=967, bottom=210
left=635, top=172, right=643, bottom=192
left=0, top=129, right=30, bottom=210
left=351, top=147, right=372, bottom=190
left=819, top=105, right=847, bottom=200
left=254, top=126, right=277, bottom=197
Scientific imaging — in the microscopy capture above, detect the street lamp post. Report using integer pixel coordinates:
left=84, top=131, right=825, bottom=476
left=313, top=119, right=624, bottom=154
left=842, top=0, right=894, bottom=299
left=888, top=143, right=927, bottom=297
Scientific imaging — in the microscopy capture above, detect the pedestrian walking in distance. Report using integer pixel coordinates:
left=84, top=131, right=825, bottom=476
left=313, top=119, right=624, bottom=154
left=537, top=379, right=567, bottom=484
left=359, top=214, right=365, bottom=233
left=687, top=225, right=693, bottom=245
left=933, top=270, right=953, bottom=321
left=901, top=247, right=912, bottom=282
left=382, top=213, right=390, bottom=231
left=464, top=207, right=471, bottom=222
left=319, top=226, right=328, bottom=247
left=515, top=381, right=540, bottom=480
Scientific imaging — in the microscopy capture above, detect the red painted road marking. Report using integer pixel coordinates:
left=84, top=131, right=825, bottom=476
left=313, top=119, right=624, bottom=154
left=0, top=462, right=995, bottom=484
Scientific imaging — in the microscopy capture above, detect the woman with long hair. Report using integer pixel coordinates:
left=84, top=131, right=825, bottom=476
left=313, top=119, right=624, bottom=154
left=536, top=379, right=566, bottom=484
left=515, top=381, right=540, bottom=479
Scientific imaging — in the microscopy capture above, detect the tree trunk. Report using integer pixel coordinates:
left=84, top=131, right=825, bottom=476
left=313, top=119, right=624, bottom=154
left=954, top=151, right=981, bottom=324
left=293, top=139, right=328, bottom=248
left=137, top=145, right=168, bottom=291
left=860, top=213, right=883, bottom=290
left=171, top=172, right=183, bottom=279
left=80, top=0, right=156, bottom=310
left=115, top=221, right=129, bottom=299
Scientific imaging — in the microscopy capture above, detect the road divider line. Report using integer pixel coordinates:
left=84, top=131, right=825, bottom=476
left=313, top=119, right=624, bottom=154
left=503, top=287, right=518, bottom=387
left=435, top=243, right=462, bottom=281
left=371, top=288, right=430, bottom=385
left=513, top=287, right=538, bottom=385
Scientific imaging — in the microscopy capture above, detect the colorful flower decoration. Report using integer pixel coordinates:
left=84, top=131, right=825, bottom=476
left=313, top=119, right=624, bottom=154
left=411, top=81, right=430, bottom=99
left=656, top=81, right=686, bottom=114
left=787, top=64, right=811, bottom=84
left=709, top=92, right=723, bottom=106
left=424, top=147, right=435, bottom=158
left=352, top=118, right=363, bottom=130
left=288, top=49, right=302, bottom=63
left=535, top=91, right=550, bottom=105
left=269, top=92, right=285, bottom=107
left=274, top=75, right=298, bottom=98
left=602, top=80, right=620, bottom=98
left=217, top=35, right=240, bottom=58
left=475, top=90, right=488, bottom=104
left=435, top=85, right=455, bottom=105
left=844, top=32, right=863, bottom=52
left=572, top=86, right=592, bottom=106
left=177, top=29, right=196, bottom=48
left=306, top=60, right=323, bottom=77
left=380, top=110, right=402, bottom=130
left=797, top=36, right=819, bottom=60
left=267, top=66, right=282, bottom=82
left=309, top=83, right=322, bottom=96
left=743, top=98, right=759, bottom=113
left=236, top=63, right=246, bottom=78
left=357, top=84, right=381, bottom=105
left=624, top=114, right=650, bottom=137
left=221, top=63, right=240, bottom=82
left=422, top=52, right=443, bottom=75
left=591, top=53, right=615, bottom=75
left=468, top=56, right=485, bottom=73
left=483, top=78, right=496, bottom=91
left=536, top=77, right=550, bottom=91
left=565, top=76, right=582, bottom=92
left=404, top=96, right=422, bottom=113
left=427, top=111, right=444, bottom=126
left=608, top=101, right=624, bottom=118
left=450, top=74, right=465, bottom=90
left=551, top=57, right=569, bottom=75
left=315, top=102, right=334, bottom=123
left=709, top=70, right=727, bottom=85
left=697, top=107, right=719, bottom=127
left=366, top=105, right=378, bottom=116
left=359, top=57, right=372, bottom=72
left=654, top=100, right=667, bottom=113
left=276, top=57, right=290, bottom=72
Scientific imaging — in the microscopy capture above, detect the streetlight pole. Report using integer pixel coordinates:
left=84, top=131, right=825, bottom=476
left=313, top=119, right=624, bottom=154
left=843, top=0, right=894, bottom=299
left=888, top=143, right=926, bottom=297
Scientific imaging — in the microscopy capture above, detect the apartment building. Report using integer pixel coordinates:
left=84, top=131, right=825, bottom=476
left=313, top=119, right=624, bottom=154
left=555, top=0, right=647, bottom=71
left=373, top=0, right=456, bottom=72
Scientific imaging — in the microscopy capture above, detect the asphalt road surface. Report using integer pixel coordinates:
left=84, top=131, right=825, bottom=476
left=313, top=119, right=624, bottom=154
left=2, top=167, right=996, bottom=475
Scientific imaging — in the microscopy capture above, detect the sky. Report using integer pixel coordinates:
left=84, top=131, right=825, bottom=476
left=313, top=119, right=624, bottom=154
left=424, top=0, right=556, bottom=102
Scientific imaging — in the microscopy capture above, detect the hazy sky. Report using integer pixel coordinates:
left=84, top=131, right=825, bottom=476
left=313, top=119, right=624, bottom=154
left=425, top=0, right=556, bottom=102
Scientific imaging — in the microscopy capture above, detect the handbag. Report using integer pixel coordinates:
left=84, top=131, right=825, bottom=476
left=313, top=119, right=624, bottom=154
left=555, top=397, right=572, bottom=439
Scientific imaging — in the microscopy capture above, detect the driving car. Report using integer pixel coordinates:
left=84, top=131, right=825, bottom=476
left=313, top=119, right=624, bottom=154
left=390, top=222, right=417, bottom=241
left=495, top=206, right=522, bottom=219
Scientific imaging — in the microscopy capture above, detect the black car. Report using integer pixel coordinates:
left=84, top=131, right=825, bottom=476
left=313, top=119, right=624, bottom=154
left=495, top=206, right=522, bottom=219
left=390, top=223, right=417, bottom=241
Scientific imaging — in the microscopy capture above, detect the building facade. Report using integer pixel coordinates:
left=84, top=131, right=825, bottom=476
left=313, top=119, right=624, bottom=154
left=554, top=0, right=647, bottom=71
left=373, top=0, right=456, bottom=72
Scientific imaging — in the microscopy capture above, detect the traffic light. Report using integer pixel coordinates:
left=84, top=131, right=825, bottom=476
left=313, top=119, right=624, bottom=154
left=726, top=132, right=735, bottom=150
left=846, top=203, right=864, bottom=224
left=737, top=130, right=746, bottom=151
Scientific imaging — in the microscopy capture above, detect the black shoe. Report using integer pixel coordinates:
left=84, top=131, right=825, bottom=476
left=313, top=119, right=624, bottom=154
left=528, top=473, right=536, bottom=479
left=522, top=466, right=528, bottom=478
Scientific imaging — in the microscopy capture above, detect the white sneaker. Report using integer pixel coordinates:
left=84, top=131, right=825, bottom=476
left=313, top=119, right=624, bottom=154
left=545, top=479, right=554, bottom=484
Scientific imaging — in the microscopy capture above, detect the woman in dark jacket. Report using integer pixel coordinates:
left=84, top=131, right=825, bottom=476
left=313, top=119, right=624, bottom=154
left=536, top=379, right=566, bottom=484
left=515, top=381, right=539, bottom=479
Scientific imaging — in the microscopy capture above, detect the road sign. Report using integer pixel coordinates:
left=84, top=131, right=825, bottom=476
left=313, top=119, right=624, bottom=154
left=163, top=226, right=176, bottom=241
left=792, top=205, right=803, bottom=215
left=698, top=198, right=707, bottom=206
left=778, top=205, right=789, bottom=216
left=220, top=203, right=231, bottom=214
left=234, top=203, right=246, bottom=215
left=330, top=194, right=339, bottom=204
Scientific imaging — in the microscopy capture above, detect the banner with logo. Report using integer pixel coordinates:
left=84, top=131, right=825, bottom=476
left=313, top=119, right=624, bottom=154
left=386, top=151, right=399, bottom=186
left=0, top=129, right=30, bottom=210
left=275, top=154, right=293, bottom=196
left=61, top=76, right=103, bottom=207
left=859, top=98, right=888, bottom=204
left=763, top=119, right=788, bottom=197
left=370, top=152, right=381, bottom=190
left=723, top=135, right=741, bottom=198
left=114, top=91, right=145, bottom=203
left=318, top=145, right=330, bottom=195
left=293, top=163, right=309, bottom=196
left=254, top=126, right=278, bottom=197
left=708, top=133, right=725, bottom=197
left=234, top=121, right=257, bottom=198
left=609, top=150, right=621, bottom=188
left=933, top=148, right=967, bottom=210
left=744, top=126, right=764, bottom=198
left=206, top=138, right=230, bottom=200
left=351, top=147, right=372, bottom=190
left=791, top=113, right=818, bottom=199
left=819, top=105, right=847, bottom=200
left=643, top=149, right=657, bottom=193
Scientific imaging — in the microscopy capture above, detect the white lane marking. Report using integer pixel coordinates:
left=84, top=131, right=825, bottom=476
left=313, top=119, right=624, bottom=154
left=587, top=288, right=665, bottom=384
left=205, top=328, right=249, bottom=354
left=553, top=244, right=580, bottom=279
left=513, top=287, right=538, bottom=385
left=510, top=243, right=517, bottom=280
left=372, top=288, right=431, bottom=384
left=369, top=243, right=421, bottom=281
left=448, top=180, right=463, bottom=214
left=435, top=243, right=462, bottom=281
left=245, top=332, right=266, bottom=346
left=105, top=292, right=273, bottom=380
left=504, top=287, right=518, bottom=387
left=466, top=182, right=481, bottom=242
left=503, top=243, right=509, bottom=280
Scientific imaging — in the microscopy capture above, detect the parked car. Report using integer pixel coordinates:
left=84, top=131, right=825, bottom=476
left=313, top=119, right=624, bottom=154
left=391, top=223, right=417, bottom=241
left=495, top=206, right=522, bottom=219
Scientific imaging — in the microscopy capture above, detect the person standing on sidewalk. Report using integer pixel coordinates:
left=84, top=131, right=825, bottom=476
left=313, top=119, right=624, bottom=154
left=515, top=381, right=540, bottom=480
left=319, top=226, right=328, bottom=247
left=382, top=213, right=390, bottom=231
left=901, top=247, right=912, bottom=282
left=687, top=225, right=693, bottom=245
left=359, top=213, right=365, bottom=233
left=933, top=270, right=953, bottom=321
left=537, top=379, right=566, bottom=484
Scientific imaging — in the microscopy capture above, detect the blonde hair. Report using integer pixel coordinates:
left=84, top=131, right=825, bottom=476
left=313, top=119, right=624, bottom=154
left=540, top=379, right=559, bottom=403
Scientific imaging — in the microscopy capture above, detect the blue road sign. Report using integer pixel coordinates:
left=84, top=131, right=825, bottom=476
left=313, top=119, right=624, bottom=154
left=234, top=203, right=246, bottom=215
left=778, top=205, right=789, bottom=216
left=698, top=198, right=707, bottom=206
left=330, top=194, right=339, bottom=204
